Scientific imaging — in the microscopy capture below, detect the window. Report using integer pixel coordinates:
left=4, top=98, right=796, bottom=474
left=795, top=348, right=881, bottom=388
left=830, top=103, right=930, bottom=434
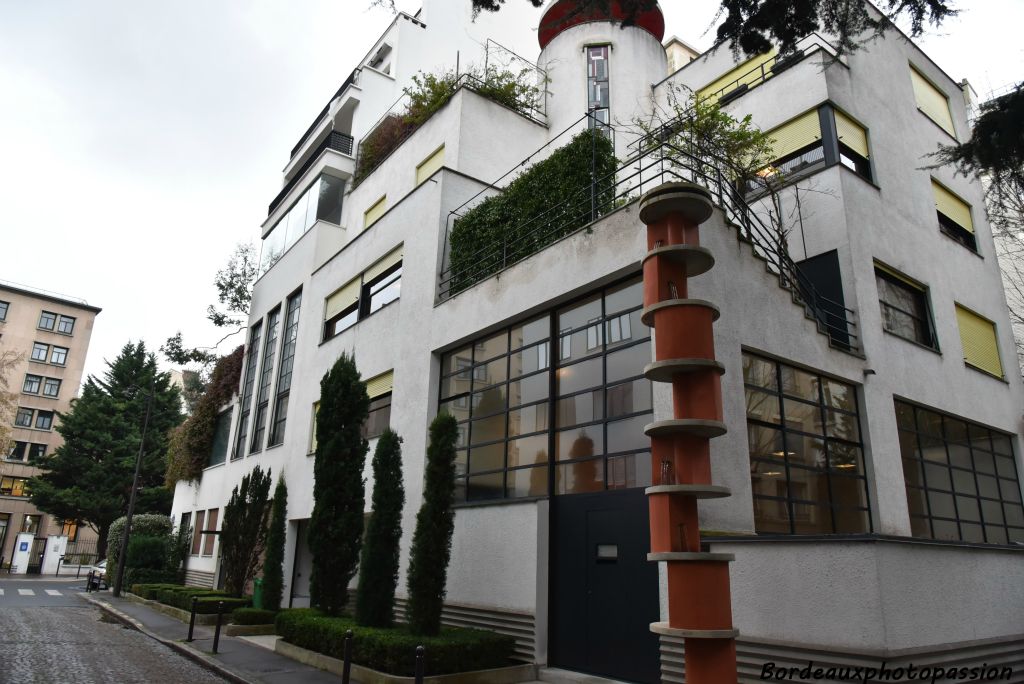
left=324, top=246, right=404, bottom=341
left=251, top=308, right=281, bottom=453
left=56, top=315, right=75, bottom=335
left=202, top=509, right=219, bottom=556
left=21, top=514, right=39, bottom=533
left=61, top=519, right=78, bottom=541
left=875, top=265, right=936, bottom=348
left=208, top=410, right=232, bottom=467
left=23, top=375, right=41, bottom=395
left=955, top=304, right=1003, bottom=378
left=932, top=180, right=976, bottom=251
left=0, top=300, right=8, bottom=320
left=42, top=378, right=61, bottom=397
left=834, top=110, right=872, bottom=180
left=763, top=109, right=824, bottom=180
left=0, top=514, right=9, bottom=552
left=259, top=173, right=346, bottom=276
left=364, top=370, right=394, bottom=440
left=910, top=65, right=955, bottom=138
left=28, top=444, right=46, bottom=460
left=7, top=442, right=27, bottom=461
left=439, top=277, right=652, bottom=503
left=364, top=195, right=387, bottom=229
left=15, top=408, right=33, bottom=427
left=416, top=145, right=445, bottom=185
left=586, top=45, right=611, bottom=130
left=309, top=401, right=320, bottom=454
left=31, top=343, right=49, bottom=362
left=38, top=311, right=56, bottom=331
left=191, top=510, right=205, bottom=555
left=179, top=512, right=191, bottom=541
left=50, top=346, right=68, bottom=365
left=743, top=352, right=870, bottom=534
left=35, top=411, right=54, bottom=430
left=896, top=401, right=1023, bottom=544
left=1, top=477, right=31, bottom=498
left=270, top=291, right=302, bottom=447
left=233, top=322, right=263, bottom=460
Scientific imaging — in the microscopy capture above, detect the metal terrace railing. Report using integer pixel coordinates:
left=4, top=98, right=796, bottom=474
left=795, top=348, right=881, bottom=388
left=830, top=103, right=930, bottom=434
left=704, top=37, right=840, bottom=105
left=268, top=131, right=354, bottom=216
left=439, top=113, right=859, bottom=354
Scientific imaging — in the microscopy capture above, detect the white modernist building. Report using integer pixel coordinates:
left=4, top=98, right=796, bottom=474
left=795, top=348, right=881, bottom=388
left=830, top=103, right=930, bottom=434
left=172, top=1, right=1024, bottom=681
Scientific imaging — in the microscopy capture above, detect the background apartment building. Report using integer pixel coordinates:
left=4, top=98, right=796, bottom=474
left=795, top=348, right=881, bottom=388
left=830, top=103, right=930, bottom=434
left=172, top=1, right=1024, bottom=681
left=0, top=281, right=100, bottom=570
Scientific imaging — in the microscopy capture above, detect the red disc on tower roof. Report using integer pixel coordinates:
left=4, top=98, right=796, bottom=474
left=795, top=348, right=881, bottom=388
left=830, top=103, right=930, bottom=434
left=538, top=0, right=665, bottom=49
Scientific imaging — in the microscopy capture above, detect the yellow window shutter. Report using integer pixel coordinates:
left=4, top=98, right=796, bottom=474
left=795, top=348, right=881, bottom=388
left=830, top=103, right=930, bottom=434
left=365, top=370, right=394, bottom=399
left=955, top=304, right=1003, bottom=378
left=697, top=50, right=777, bottom=101
left=932, top=180, right=974, bottom=233
left=416, top=145, right=445, bottom=185
left=767, top=110, right=822, bottom=161
left=363, top=245, right=404, bottom=283
left=910, top=66, right=955, bottom=137
left=325, top=277, right=360, bottom=320
left=835, top=111, right=870, bottom=158
left=364, top=195, right=388, bottom=229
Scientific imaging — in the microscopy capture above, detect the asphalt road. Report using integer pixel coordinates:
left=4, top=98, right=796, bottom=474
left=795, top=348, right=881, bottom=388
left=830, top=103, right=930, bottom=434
left=0, top=577, right=227, bottom=684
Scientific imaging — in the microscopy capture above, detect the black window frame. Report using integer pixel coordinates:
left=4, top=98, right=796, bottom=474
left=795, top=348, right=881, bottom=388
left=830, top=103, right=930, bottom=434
left=269, top=290, right=302, bottom=447
left=743, top=352, right=872, bottom=535
left=838, top=143, right=872, bottom=181
left=35, top=411, right=54, bottom=430
left=937, top=211, right=978, bottom=252
left=233, top=321, right=263, bottom=460
left=875, top=268, right=937, bottom=349
left=363, top=392, right=392, bottom=440
left=56, top=315, right=75, bottom=335
left=15, top=408, right=33, bottom=427
left=361, top=262, right=402, bottom=317
left=50, top=346, right=68, bottom=366
left=23, top=374, right=42, bottom=395
left=38, top=311, right=56, bottom=331
left=250, top=308, right=281, bottom=454
left=896, top=400, right=1024, bottom=544
left=42, top=378, right=61, bottom=398
left=28, top=443, right=46, bottom=460
left=31, top=343, right=49, bottom=362
left=0, top=300, right=8, bottom=321
left=7, top=441, right=27, bottom=461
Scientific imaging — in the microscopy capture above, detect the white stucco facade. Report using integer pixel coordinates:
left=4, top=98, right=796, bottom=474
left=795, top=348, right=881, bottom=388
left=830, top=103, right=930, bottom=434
left=171, top=1, right=1024, bottom=680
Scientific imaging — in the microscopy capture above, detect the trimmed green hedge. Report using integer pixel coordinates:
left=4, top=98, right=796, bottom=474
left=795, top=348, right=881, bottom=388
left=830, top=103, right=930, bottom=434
left=195, top=596, right=249, bottom=615
left=232, top=607, right=278, bottom=625
left=448, top=130, right=616, bottom=294
left=130, top=583, right=249, bottom=615
left=275, top=609, right=515, bottom=676
left=130, top=583, right=182, bottom=600
left=126, top=568, right=178, bottom=587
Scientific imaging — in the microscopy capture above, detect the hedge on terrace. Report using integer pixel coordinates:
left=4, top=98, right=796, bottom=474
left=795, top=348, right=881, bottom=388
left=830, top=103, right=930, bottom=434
left=447, top=130, right=616, bottom=294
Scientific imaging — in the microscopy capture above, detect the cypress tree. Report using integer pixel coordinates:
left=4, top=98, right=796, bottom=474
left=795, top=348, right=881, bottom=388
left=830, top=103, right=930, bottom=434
left=308, top=352, right=369, bottom=615
left=220, top=465, right=273, bottom=597
left=263, top=477, right=288, bottom=612
left=355, top=429, right=405, bottom=627
left=406, top=412, right=458, bottom=636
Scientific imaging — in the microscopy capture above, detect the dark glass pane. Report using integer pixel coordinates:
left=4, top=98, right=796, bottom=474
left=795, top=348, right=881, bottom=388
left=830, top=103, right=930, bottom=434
left=555, top=458, right=605, bottom=494
left=991, top=434, right=1013, bottom=456
left=786, top=433, right=826, bottom=470
left=792, top=503, right=833, bottom=534
left=509, top=372, right=549, bottom=408
left=507, top=466, right=548, bottom=498
left=470, top=414, right=505, bottom=445
left=605, top=277, right=642, bottom=315
left=917, top=411, right=943, bottom=439
left=443, top=348, right=473, bottom=375
left=753, top=496, right=791, bottom=533
left=976, top=474, right=1000, bottom=499
left=745, top=388, right=780, bottom=424
left=825, top=409, right=860, bottom=442
left=606, top=340, right=650, bottom=384
left=984, top=525, right=1008, bottom=545
left=944, top=418, right=969, bottom=444
left=606, top=414, right=649, bottom=454
left=455, top=423, right=469, bottom=449
left=910, top=515, right=931, bottom=538
left=894, top=401, right=915, bottom=430
left=924, top=463, right=952, bottom=491
left=973, top=450, right=996, bottom=475
left=960, top=522, right=984, bottom=543
left=831, top=474, right=868, bottom=510
left=918, top=435, right=947, bottom=464
left=509, top=342, right=549, bottom=378
left=926, top=490, right=956, bottom=519
left=833, top=507, right=870, bottom=533
left=782, top=398, right=823, bottom=436
left=475, top=331, right=508, bottom=363
left=1008, top=527, right=1024, bottom=543
left=559, top=326, right=603, bottom=363
left=367, top=269, right=401, bottom=314
left=906, top=487, right=928, bottom=518
left=742, top=354, right=777, bottom=390
left=557, top=357, right=602, bottom=396
left=510, top=316, right=549, bottom=350
left=750, top=463, right=788, bottom=499
left=606, top=379, right=652, bottom=419
left=315, top=174, right=345, bottom=224
left=981, top=498, right=1004, bottom=525
left=559, top=294, right=602, bottom=333
left=605, top=310, right=647, bottom=350
left=606, top=452, right=652, bottom=490
left=467, top=472, right=504, bottom=501
left=472, top=357, right=507, bottom=389
left=557, top=390, right=603, bottom=427
left=1010, top=502, right=1024, bottom=526
left=468, top=442, right=504, bottom=474
left=828, top=442, right=863, bottom=475
left=995, top=455, right=1018, bottom=480
left=897, top=429, right=918, bottom=459
left=507, top=434, right=549, bottom=468
left=471, top=386, right=507, bottom=417
left=440, top=370, right=472, bottom=400
left=822, top=379, right=856, bottom=412
left=787, top=465, right=831, bottom=507
left=509, top=403, right=548, bottom=437
left=439, top=396, right=471, bottom=424
left=1001, top=480, right=1022, bottom=505
left=947, top=443, right=972, bottom=470
left=780, top=366, right=819, bottom=402
left=454, top=478, right=467, bottom=503
left=454, top=450, right=468, bottom=477
left=951, top=468, right=977, bottom=495
left=956, top=495, right=980, bottom=522
left=747, top=424, right=784, bottom=461
left=556, top=426, right=604, bottom=461
left=903, top=458, right=925, bottom=488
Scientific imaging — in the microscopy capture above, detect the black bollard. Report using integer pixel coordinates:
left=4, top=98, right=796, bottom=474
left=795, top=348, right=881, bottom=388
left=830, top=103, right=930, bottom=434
left=86, top=570, right=93, bottom=593
left=414, top=645, right=425, bottom=684
left=187, top=596, right=198, bottom=642
left=212, top=601, right=224, bottom=654
left=341, top=629, right=353, bottom=684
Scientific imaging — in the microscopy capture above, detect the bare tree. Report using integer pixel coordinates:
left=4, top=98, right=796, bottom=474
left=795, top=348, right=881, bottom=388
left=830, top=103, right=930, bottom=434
left=0, top=349, right=25, bottom=456
left=988, top=178, right=1024, bottom=372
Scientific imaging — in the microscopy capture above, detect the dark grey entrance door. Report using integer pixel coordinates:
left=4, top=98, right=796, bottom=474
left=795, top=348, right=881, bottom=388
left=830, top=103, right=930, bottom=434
left=549, top=488, right=661, bottom=683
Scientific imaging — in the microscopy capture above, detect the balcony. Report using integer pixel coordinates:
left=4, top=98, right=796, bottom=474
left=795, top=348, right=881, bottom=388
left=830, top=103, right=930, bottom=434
left=268, top=131, right=354, bottom=216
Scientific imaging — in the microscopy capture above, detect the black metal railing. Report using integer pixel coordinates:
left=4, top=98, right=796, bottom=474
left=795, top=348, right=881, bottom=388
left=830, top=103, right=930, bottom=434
left=439, top=117, right=859, bottom=353
left=704, top=38, right=836, bottom=105
left=268, top=130, right=354, bottom=216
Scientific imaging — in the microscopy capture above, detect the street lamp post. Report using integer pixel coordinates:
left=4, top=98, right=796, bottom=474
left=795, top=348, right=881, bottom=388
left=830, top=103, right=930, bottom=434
left=111, top=386, right=154, bottom=597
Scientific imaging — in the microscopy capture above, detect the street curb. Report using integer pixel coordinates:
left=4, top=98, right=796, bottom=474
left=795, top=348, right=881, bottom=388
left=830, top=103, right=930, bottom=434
left=78, top=593, right=253, bottom=684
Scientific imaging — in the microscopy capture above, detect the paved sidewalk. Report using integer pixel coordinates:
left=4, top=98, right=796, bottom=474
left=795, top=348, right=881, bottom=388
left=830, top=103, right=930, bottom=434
left=79, top=591, right=338, bottom=684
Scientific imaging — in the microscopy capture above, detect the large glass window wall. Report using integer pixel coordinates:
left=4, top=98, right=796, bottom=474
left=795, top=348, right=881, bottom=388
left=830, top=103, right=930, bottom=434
left=259, top=174, right=345, bottom=275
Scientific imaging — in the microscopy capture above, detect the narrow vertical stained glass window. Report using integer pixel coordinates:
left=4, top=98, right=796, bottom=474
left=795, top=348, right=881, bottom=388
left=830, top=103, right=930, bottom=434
left=587, top=45, right=610, bottom=130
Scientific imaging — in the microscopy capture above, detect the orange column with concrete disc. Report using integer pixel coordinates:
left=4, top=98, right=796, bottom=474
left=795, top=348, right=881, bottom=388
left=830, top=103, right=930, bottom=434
left=639, top=182, right=738, bottom=683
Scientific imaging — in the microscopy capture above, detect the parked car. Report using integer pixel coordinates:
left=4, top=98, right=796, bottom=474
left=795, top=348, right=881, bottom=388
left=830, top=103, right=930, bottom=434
left=88, top=559, right=108, bottom=590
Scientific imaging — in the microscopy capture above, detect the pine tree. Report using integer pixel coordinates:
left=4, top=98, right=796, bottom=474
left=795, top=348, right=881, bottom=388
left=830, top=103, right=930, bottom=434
left=355, top=429, right=405, bottom=627
left=220, top=465, right=273, bottom=597
left=308, top=352, right=369, bottom=616
left=406, top=412, right=458, bottom=636
left=263, top=477, right=288, bottom=612
left=29, top=342, right=183, bottom=557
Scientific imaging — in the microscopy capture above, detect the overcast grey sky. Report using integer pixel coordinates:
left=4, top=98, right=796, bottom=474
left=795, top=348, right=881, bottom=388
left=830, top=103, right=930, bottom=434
left=1, top=0, right=1020, bottom=385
